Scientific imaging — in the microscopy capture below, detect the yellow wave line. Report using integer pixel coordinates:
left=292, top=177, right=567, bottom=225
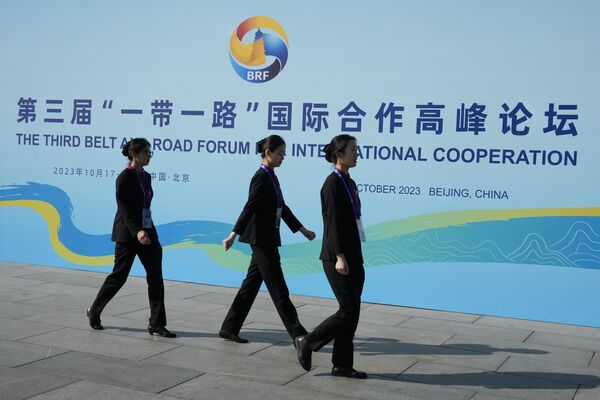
left=367, top=207, right=600, bottom=240
left=3, top=200, right=599, bottom=265
left=0, top=200, right=113, bottom=266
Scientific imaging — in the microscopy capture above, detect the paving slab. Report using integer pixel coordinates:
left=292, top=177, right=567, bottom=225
left=497, top=356, right=600, bottom=387
left=444, top=334, right=594, bottom=367
left=366, top=304, right=482, bottom=323
left=0, top=288, right=51, bottom=303
left=0, top=317, right=62, bottom=340
left=525, top=331, right=600, bottom=352
left=286, top=366, right=475, bottom=400
left=399, top=317, right=533, bottom=342
left=475, top=316, right=600, bottom=339
left=162, top=373, right=349, bottom=400
left=398, top=361, right=578, bottom=400
left=142, top=344, right=305, bottom=385
left=296, top=303, right=412, bottom=327
left=26, top=380, right=184, bottom=400
left=1, top=262, right=600, bottom=400
left=21, top=327, right=180, bottom=361
left=0, top=338, right=70, bottom=367
left=0, top=365, right=78, bottom=400
left=16, top=350, right=202, bottom=393
left=0, top=301, right=48, bottom=319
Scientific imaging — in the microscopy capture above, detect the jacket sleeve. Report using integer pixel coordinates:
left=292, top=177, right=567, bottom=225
left=282, top=204, right=302, bottom=233
left=233, top=173, right=264, bottom=235
left=116, top=173, right=142, bottom=237
left=323, top=178, right=345, bottom=256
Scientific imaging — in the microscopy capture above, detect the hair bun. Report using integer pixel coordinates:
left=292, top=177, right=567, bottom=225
left=121, top=141, right=131, bottom=157
left=323, top=144, right=332, bottom=162
left=256, top=139, right=266, bottom=154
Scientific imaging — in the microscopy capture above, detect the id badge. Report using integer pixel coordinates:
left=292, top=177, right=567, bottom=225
left=356, top=218, right=366, bottom=242
left=142, top=208, right=153, bottom=229
left=275, top=207, right=282, bottom=229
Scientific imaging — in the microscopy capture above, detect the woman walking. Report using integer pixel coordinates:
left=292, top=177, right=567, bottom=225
left=220, top=134, right=316, bottom=343
left=295, top=134, right=367, bottom=378
left=87, top=138, right=175, bottom=338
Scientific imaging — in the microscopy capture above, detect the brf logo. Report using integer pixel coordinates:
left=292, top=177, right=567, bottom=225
left=229, top=16, right=288, bottom=83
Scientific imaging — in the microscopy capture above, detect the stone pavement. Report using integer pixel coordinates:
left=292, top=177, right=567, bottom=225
left=1, top=261, right=599, bottom=400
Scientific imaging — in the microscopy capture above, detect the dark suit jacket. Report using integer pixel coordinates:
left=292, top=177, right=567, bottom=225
left=111, top=167, right=158, bottom=243
left=320, top=172, right=364, bottom=265
left=234, top=168, right=302, bottom=247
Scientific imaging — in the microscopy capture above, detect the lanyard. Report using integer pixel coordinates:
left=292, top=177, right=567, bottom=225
left=260, top=165, right=283, bottom=208
left=135, top=169, right=151, bottom=208
left=334, top=169, right=361, bottom=218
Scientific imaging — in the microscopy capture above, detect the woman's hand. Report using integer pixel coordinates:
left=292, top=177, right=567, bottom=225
left=137, top=230, right=151, bottom=245
left=335, top=254, right=349, bottom=275
left=222, top=232, right=237, bottom=251
left=299, top=227, right=316, bottom=241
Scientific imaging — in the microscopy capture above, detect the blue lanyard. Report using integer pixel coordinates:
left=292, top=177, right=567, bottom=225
left=334, top=169, right=361, bottom=218
left=260, top=165, right=282, bottom=208
left=135, top=169, right=150, bottom=208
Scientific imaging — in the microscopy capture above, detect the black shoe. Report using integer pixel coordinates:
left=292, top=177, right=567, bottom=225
left=219, top=329, right=248, bottom=343
left=86, top=307, right=103, bottom=330
left=148, top=326, right=176, bottom=338
left=294, top=335, right=312, bottom=371
left=331, top=367, right=368, bottom=379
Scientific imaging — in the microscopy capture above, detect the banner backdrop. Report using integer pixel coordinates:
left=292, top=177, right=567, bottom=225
left=1, top=1, right=599, bottom=326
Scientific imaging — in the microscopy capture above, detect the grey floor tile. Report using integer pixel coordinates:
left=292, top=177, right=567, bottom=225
left=163, top=373, right=349, bottom=400
left=23, top=309, right=148, bottom=336
left=476, top=316, right=600, bottom=339
left=22, top=282, right=137, bottom=298
left=497, top=356, right=600, bottom=387
left=0, top=301, right=48, bottom=319
left=525, top=331, right=600, bottom=352
left=575, top=385, right=600, bottom=400
left=142, top=345, right=305, bottom=385
left=0, top=288, right=50, bottom=303
left=0, top=317, right=62, bottom=340
left=21, top=327, right=180, bottom=361
left=399, top=317, right=533, bottom=342
left=289, top=293, right=345, bottom=307
left=398, top=361, right=578, bottom=400
left=17, top=270, right=104, bottom=288
left=470, top=392, right=526, bottom=400
left=0, top=262, right=599, bottom=400
left=17, top=350, right=201, bottom=393
left=355, top=323, right=454, bottom=346
left=26, top=380, right=184, bottom=400
left=0, top=365, right=78, bottom=400
left=0, top=276, right=46, bottom=289
left=286, top=366, right=475, bottom=400
left=366, top=304, right=482, bottom=323
left=124, top=323, right=276, bottom=356
left=252, top=339, right=417, bottom=378
left=19, top=293, right=145, bottom=317
left=444, top=334, right=594, bottom=367
left=186, top=290, right=267, bottom=306
left=0, top=263, right=46, bottom=277
left=355, top=337, right=509, bottom=372
left=161, top=285, right=218, bottom=300
left=0, top=338, right=70, bottom=367
left=297, top=303, right=411, bottom=327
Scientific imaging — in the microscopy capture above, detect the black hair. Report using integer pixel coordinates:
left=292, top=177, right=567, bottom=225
left=256, top=134, right=285, bottom=157
left=323, top=134, right=356, bottom=163
left=121, top=138, right=151, bottom=161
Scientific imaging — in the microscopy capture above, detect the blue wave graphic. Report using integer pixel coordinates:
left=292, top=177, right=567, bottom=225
left=0, top=182, right=242, bottom=256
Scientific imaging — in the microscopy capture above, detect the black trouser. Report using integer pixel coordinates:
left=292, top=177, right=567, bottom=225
left=305, top=260, right=365, bottom=368
left=221, top=244, right=307, bottom=339
left=90, top=240, right=167, bottom=327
